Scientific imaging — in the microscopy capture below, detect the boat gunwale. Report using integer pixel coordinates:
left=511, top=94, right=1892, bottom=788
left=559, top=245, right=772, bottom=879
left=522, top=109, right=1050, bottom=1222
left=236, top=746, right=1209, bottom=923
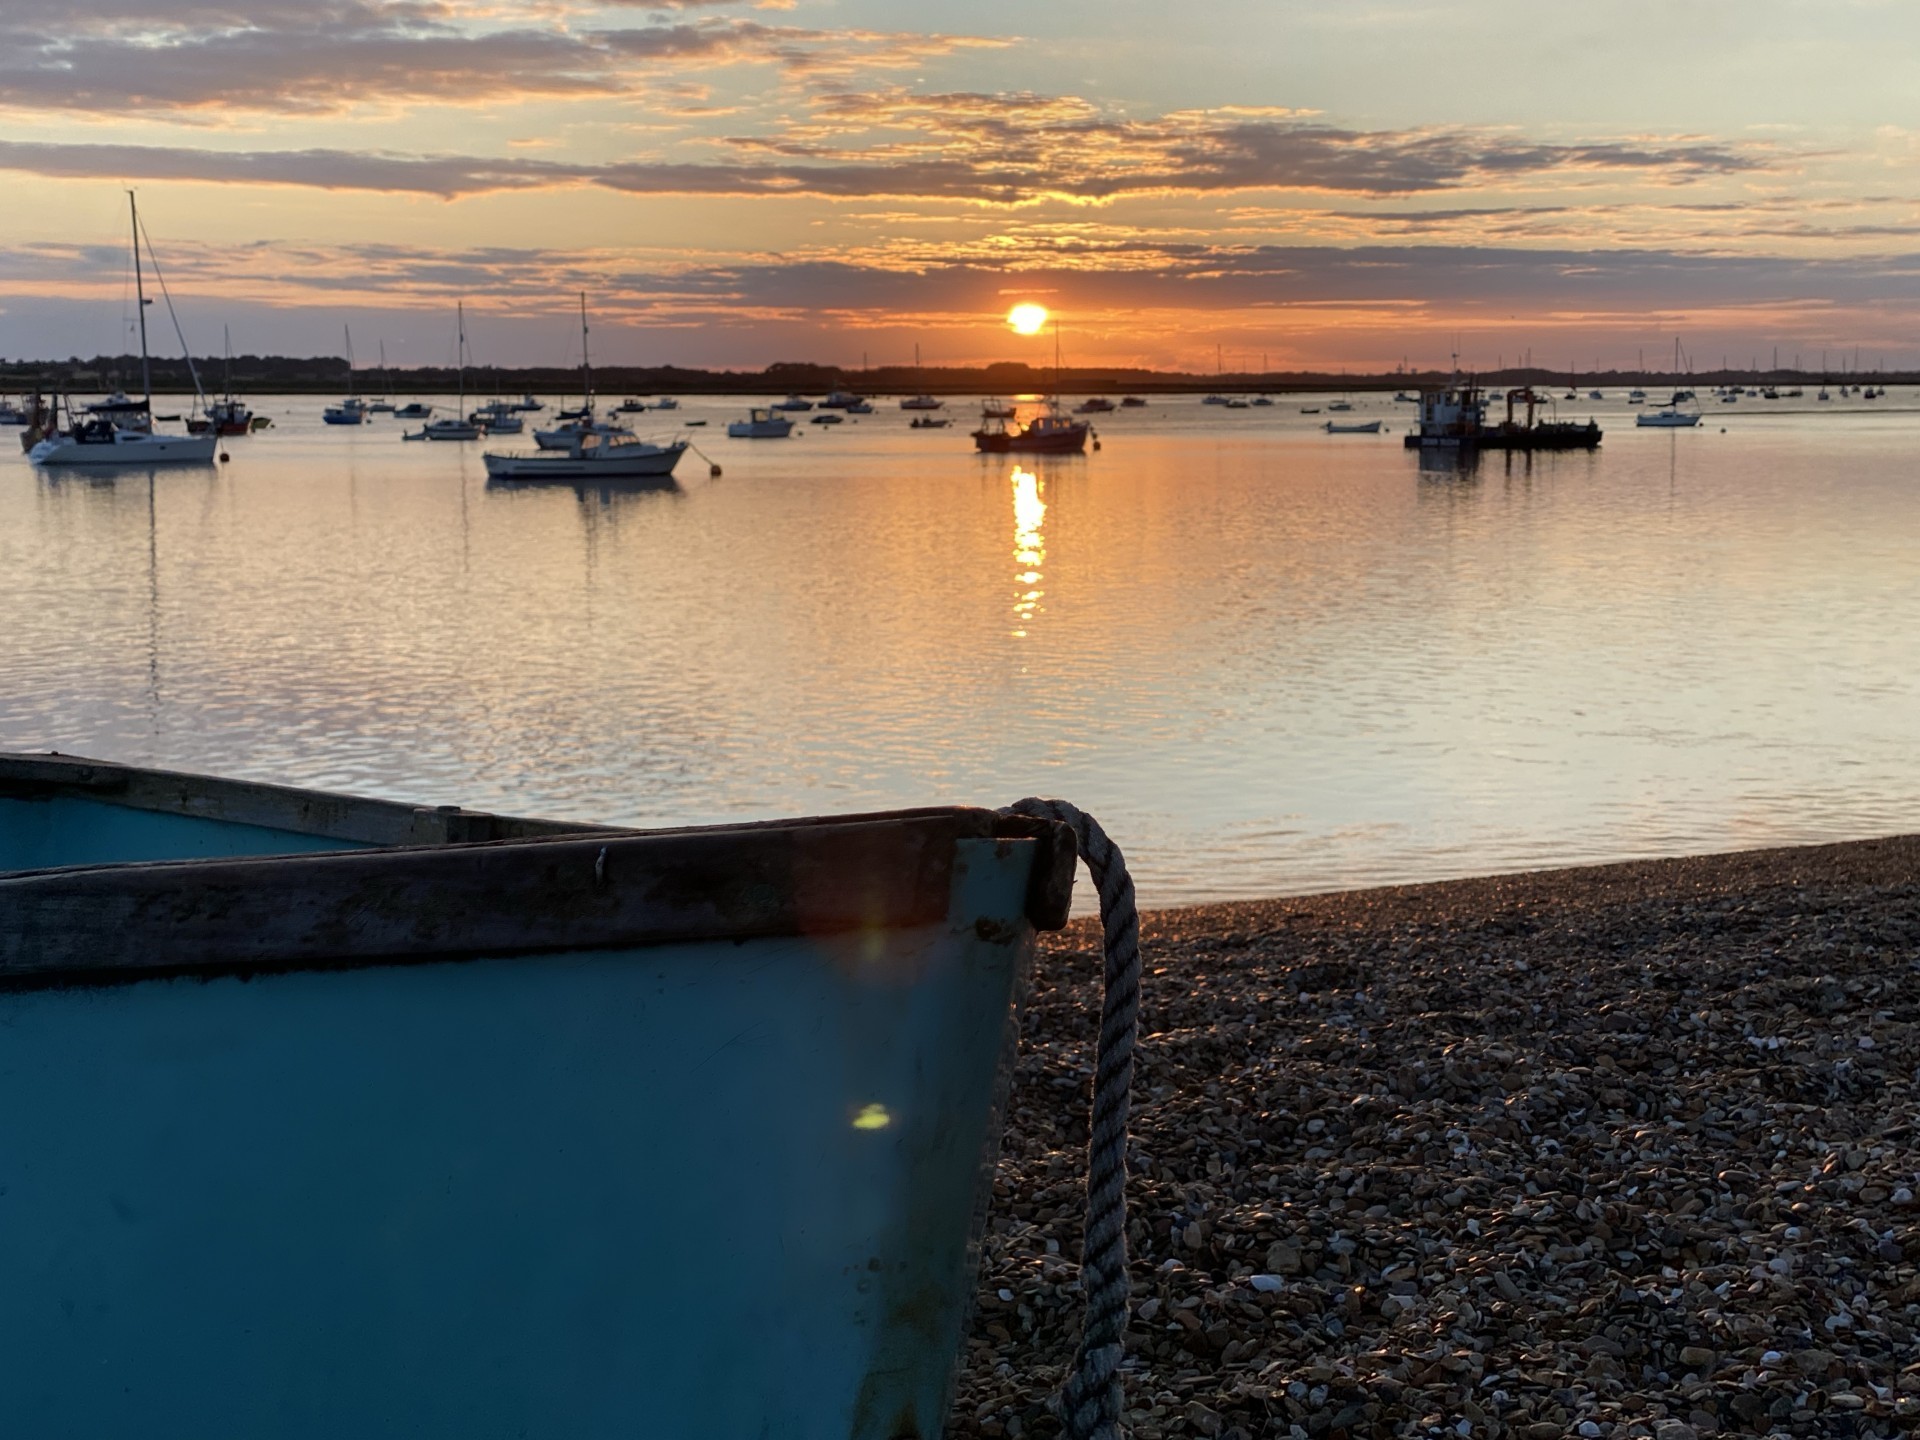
left=1, top=778, right=1076, bottom=991
left=0, top=751, right=602, bottom=848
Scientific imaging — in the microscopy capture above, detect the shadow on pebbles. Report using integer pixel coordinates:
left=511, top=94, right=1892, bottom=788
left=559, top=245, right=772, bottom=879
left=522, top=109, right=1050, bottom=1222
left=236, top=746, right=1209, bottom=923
left=948, top=835, right=1920, bottom=1440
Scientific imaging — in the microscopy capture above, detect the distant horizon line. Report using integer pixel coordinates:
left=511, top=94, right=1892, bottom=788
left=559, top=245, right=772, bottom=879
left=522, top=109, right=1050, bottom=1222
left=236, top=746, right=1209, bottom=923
left=5, top=354, right=1913, bottom=394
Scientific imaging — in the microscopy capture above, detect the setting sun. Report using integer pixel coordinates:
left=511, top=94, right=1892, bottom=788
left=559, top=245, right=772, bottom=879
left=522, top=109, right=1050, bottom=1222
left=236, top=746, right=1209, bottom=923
left=1007, top=304, right=1049, bottom=336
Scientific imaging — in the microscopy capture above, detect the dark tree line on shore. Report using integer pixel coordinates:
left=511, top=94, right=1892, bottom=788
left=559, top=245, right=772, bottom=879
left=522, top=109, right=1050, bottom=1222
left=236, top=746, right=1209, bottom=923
left=3, top=354, right=1911, bottom=396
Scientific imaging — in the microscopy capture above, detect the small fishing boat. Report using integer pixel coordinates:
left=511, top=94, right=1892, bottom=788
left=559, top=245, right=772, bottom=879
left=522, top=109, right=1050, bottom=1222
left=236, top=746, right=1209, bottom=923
left=1394, top=391, right=1416, bottom=402
left=1119, top=396, right=1147, bottom=408
left=650, top=396, right=680, bottom=411
left=771, top=395, right=814, bottom=412
left=972, top=405, right=1089, bottom=454
left=189, top=328, right=255, bottom=436
left=1222, top=397, right=1249, bottom=409
left=1299, top=406, right=1321, bottom=414
left=981, top=398, right=1016, bottom=419
left=322, top=400, right=369, bottom=425
left=843, top=399, right=874, bottom=415
left=511, top=394, right=545, bottom=412
left=1628, top=388, right=1647, bottom=404
left=909, top=416, right=951, bottom=429
left=728, top=408, right=794, bottom=439
left=810, top=412, right=844, bottom=425
left=392, top=401, right=433, bottom=421
left=1201, top=393, right=1229, bottom=406
left=615, top=398, right=650, bottom=414
left=1326, top=399, right=1354, bottom=412
left=1250, top=396, right=1274, bottom=406
left=819, top=390, right=861, bottom=409
left=485, top=428, right=687, bottom=481
left=0, top=751, right=1075, bottom=1440
left=1588, top=389, right=1605, bottom=401
left=1075, top=396, right=1115, bottom=413
left=1324, top=419, right=1382, bottom=433
left=0, top=396, right=27, bottom=425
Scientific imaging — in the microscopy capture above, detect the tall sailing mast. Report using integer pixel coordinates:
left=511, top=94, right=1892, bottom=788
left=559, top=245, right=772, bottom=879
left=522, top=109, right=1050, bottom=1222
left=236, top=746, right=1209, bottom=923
left=130, top=191, right=152, bottom=403
left=579, top=292, right=592, bottom=414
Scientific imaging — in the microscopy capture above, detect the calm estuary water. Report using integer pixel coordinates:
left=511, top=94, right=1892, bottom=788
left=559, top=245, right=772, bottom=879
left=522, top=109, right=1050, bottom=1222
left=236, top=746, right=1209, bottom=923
left=4, top=392, right=1918, bottom=906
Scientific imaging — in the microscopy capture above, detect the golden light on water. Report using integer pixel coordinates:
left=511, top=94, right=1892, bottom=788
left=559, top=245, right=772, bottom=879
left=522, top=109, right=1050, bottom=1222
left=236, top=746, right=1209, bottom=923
left=1008, top=303, right=1049, bottom=336
left=1011, top=466, right=1046, bottom=637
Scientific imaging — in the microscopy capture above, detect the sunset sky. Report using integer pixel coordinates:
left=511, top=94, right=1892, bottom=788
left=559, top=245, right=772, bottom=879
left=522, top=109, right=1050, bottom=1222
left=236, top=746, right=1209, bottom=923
left=3, top=0, right=1918, bottom=372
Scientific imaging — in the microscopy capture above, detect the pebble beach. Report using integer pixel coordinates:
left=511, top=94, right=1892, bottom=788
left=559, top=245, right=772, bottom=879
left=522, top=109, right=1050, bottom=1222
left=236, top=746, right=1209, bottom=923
left=952, top=835, right=1920, bottom=1440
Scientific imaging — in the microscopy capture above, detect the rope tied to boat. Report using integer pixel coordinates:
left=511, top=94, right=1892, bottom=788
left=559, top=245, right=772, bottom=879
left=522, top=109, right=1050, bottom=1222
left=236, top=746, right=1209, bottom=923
left=999, top=798, right=1141, bottom=1440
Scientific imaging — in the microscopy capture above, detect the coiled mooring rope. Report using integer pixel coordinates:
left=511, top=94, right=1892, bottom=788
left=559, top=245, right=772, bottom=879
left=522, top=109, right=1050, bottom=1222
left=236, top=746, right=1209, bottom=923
left=999, top=798, right=1141, bottom=1440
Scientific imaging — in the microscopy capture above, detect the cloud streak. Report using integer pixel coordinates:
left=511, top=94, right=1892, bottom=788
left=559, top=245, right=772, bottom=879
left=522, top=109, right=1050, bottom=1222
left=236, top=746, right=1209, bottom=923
left=0, top=5, right=998, bottom=115
left=0, top=115, right=1776, bottom=203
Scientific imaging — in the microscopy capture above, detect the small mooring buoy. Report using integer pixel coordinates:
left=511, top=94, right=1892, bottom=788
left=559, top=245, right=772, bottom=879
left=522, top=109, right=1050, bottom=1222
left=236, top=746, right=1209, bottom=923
left=219, top=452, right=230, bottom=463
left=709, top=462, right=722, bottom=477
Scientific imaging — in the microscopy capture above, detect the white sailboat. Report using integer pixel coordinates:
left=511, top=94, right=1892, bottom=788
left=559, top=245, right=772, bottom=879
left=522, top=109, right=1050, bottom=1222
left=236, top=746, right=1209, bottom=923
left=411, top=304, right=482, bottom=440
left=534, top=294, right=631, bottom=448
left=322, top=325, right=369, bottom=425
left=29, top=193, right=217, bottom=467
left=899, top=344, right=943, bottom=410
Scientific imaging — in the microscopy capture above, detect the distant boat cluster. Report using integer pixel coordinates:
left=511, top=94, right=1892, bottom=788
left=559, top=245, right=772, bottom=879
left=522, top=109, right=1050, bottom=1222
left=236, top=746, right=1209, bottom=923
left=10, top=200, right=1907, bottom=479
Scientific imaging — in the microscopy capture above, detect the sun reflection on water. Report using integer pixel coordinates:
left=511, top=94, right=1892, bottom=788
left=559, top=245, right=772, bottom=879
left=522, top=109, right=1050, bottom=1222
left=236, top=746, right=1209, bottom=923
left=1010, top=466, right=1046, bottom=638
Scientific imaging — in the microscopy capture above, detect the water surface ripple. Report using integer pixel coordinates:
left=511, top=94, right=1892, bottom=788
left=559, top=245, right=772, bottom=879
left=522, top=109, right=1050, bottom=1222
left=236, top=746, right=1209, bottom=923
left=4, top=394, right=1917, bottom=905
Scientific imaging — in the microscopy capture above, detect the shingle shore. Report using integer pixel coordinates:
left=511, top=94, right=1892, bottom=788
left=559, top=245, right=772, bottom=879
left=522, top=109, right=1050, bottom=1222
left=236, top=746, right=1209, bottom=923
left=949, top=836, right=1920, bottom=1440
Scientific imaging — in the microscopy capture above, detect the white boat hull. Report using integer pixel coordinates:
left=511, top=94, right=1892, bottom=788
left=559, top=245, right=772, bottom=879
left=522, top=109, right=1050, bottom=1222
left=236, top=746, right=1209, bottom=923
left=1634, top=413, right=1701, bottom=428
left=29, top=431, right=218, bottom=466
left=484, top=441, right=687, bottom=481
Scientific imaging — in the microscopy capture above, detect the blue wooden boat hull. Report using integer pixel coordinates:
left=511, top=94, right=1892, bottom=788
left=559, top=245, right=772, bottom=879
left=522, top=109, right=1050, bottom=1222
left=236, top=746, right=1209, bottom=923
left=0, top=754, right=1074, bottom=1440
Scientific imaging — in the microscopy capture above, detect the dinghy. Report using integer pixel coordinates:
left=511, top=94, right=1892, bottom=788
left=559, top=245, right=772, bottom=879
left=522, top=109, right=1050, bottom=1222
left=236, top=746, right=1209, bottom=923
left=0, top=752, right=1080, bottom=1440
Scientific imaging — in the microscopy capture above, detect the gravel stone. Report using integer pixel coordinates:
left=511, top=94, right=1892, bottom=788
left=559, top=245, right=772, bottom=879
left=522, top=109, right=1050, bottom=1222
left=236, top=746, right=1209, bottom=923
left=947, top=835, right=1920, bottom=1439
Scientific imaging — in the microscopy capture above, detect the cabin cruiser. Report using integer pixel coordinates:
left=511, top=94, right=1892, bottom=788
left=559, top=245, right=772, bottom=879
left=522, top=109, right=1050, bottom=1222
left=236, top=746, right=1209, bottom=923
left=484, top=428, right=687, bottom=481
left=727, top=408, right=794, bottom=439
left=772, top=395, right=814, bottom=412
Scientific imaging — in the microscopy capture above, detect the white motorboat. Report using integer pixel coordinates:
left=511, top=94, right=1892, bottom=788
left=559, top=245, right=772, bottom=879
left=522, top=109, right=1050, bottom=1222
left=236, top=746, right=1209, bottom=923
left=322, top=397, right=369, bottom=425
left=485, top=428, right=687, bottom=481
left=727, top=408, right=794, bottom=438
left=415, top=418, right=481, bottom=441
left=615, top=398, right=649, bottom=414
left=29, top=194, right=216, bottom=468
left=1324, top=419, right=1382, bottom=434
left=650, top=396, right=679, bottom=411
left=820, top=390, right=862, bottom=409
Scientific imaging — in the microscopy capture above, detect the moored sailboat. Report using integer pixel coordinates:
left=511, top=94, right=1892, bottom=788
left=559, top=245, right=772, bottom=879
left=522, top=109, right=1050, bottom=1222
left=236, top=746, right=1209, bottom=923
left=28, top=194, right=217, bottom=468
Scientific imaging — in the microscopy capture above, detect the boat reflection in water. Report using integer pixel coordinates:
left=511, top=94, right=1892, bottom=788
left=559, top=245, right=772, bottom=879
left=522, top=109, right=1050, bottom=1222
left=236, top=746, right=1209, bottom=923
left=1010, top=466, right=1046, bottom=638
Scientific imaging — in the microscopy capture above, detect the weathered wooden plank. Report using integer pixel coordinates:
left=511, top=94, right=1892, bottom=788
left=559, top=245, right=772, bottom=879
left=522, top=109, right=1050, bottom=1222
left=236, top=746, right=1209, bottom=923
left=1, top=809, right=1071, bottom=988
left=0, top=752, right=602, bottom=847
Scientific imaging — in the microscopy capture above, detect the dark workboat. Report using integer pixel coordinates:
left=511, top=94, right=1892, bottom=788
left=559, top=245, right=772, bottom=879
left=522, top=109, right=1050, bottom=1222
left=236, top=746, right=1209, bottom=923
left=1405, top=374, right=1601, bottom=452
